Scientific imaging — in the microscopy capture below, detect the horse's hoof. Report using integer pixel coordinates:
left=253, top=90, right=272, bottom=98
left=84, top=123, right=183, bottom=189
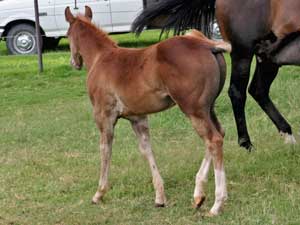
left=91, top=196, right=101, bottom=204
left=91, top=198, right=99, bottom=204
left=91, top=200, right=98, bottom=204
left=239, top=138, right=255, bottom=152
left=205, top=211, right=218, bottom=217
left=193, top=196, right=206, bottom=209
left=280, top=132, right=297, bottom=144
left=155, top=203, right=165, bottom=208
left=285, top=135, right=296, bottom=144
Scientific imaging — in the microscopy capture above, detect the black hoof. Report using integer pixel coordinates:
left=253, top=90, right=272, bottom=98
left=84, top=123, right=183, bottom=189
left=239, top=139, right=255, bottom=152
left=194, top=196, right=206, bottom=209
left=155, top=203, right=165, bottom=208
left=91, top=198, right=103, bottom=204
left=91, top=200, right=98, bottom=205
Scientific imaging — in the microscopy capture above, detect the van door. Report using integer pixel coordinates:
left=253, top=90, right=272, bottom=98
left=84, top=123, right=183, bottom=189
left=38, top=0, right=57, bottom=35
left=110, top=0, right=143, bottom=32
left=54, top=0, right=112, bottom=36
left=84, top=0, right=113, bottom=31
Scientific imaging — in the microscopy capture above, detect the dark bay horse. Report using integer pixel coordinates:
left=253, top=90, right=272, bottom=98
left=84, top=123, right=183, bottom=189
left=132, top=0, right=299, bottom=150
left=65, top=6, right=231, bottom=215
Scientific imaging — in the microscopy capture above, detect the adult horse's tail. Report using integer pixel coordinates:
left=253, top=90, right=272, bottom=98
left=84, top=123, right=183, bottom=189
left=132, top=0, right=216, bottom=37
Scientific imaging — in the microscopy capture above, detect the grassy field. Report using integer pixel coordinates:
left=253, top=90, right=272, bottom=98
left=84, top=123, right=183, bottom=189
left=0, top=30, right=300, bottom=225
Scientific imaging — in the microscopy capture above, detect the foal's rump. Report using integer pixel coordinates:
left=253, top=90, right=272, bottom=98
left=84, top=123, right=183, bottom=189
left=156, top=30, right=230, bottom=76
left=155, top=33, right=229, bottom=114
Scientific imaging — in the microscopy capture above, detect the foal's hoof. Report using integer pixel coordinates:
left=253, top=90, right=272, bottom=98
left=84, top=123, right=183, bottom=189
left=91, top=199, right=100, bottom=204
left=193, top=196, right=206, bottom=209
left=91, top=196, right=102, bottom=204
left=91, top=200, right=98, bottom=204
left=155, top=203, right=165, bottom=208
left=205, top=211, right=218, bottom=217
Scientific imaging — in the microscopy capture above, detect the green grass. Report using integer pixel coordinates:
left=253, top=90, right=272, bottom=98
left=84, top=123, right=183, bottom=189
left=0, top=30, right=300, bottom=225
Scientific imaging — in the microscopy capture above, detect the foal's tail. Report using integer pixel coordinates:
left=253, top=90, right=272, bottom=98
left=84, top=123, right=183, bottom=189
left=186, top=29, right=232, bottom=53
left=212, top=42, right=232, bottom=53
left=132, top=0, right=216, bottom=37
left=186, top=29, right=228, bottom=98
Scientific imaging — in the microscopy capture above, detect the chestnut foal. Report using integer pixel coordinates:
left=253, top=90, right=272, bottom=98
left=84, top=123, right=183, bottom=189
left=65, top=6, right=231, bottom=215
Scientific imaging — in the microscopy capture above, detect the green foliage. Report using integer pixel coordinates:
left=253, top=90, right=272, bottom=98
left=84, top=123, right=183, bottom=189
left=0, top=31, right=300, bottom=225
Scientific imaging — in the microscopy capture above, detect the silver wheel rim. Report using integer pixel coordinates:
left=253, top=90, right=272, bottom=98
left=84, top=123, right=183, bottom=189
left=13, top=31, right=36, bottom=54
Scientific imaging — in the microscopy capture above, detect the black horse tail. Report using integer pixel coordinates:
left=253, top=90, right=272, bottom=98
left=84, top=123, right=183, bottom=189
left=132, top=0, right=216, bottom=37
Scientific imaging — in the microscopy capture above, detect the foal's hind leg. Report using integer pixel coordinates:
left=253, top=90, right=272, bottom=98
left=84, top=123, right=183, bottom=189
left=248, top=58, right=296, bottom=144
left=193, top=147, right=212, bottom=208
left=192, top=109, right=223, bottom=208
left=211, top=108, right=225, bottom=137
left=92, top=110, right=118, bottom=204
left=193, top=109, right=225, bottom=208
left=190, top=113, right=227, bottom=216
left=129, top=116, right=166, bottom=207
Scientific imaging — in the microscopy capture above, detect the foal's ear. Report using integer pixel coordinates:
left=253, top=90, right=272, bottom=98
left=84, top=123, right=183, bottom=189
left=85, top=5, right=93, bottom=21
left=65, top=6, right=75, bottom=23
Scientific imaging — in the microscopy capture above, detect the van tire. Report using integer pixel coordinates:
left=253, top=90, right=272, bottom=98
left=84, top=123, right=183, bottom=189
left=6, top=24, right=41, bottom=55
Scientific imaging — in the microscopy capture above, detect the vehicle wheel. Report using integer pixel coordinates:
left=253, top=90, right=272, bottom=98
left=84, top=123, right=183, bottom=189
left=212, top=22, right=222, bottom=40
left=6, top=24, right=41, bottom=55
left=43, top=37, right=60, bottom=50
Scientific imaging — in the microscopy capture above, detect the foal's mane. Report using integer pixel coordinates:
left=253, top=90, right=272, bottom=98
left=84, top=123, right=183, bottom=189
left=74, top=15, right=117, bottom=48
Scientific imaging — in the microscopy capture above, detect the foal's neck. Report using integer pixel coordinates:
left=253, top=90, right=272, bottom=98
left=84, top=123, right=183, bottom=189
left=76, top=20, right=117, bottom=71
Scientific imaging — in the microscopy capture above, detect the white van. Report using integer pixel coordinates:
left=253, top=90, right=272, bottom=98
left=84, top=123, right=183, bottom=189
left=0, top=0, right=159, bottom=54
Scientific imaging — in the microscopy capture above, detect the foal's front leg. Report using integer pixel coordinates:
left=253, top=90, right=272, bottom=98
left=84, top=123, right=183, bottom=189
left=130, top=116, right=166, bottom=207
left=92, top=111, right=117, bottom=204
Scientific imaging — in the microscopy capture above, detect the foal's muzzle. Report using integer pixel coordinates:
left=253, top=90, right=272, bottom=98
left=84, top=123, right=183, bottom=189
left=70, top=55, right=83, bottom=70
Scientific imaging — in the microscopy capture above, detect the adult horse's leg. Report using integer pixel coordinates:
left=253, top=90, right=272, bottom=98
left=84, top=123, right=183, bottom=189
left=248, top=59, right=296, bottom=144
left=129, top=116, right=166, bottom=207
left=190, top=112, right=227, bottom=216
left=228, top=51, right=254, bottom=150
left=92, top=108, right=118, bottom=204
